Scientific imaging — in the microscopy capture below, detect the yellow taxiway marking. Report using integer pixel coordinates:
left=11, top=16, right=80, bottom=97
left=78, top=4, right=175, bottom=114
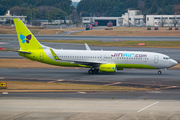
left=48, top=79, right=64, bottom=83
left=7, top=112, right=33, bottom=120
left=103, top=82, right=122, bottom=86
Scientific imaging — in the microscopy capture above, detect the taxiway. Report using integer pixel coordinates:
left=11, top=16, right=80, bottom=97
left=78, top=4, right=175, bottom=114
left=1, top=34, right=180, bottom=41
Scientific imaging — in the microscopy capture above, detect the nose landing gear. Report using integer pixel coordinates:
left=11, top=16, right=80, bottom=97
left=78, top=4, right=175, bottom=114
left=158, top=71, right=162, bottom=75
left=158, top=69, right=163, bottom=75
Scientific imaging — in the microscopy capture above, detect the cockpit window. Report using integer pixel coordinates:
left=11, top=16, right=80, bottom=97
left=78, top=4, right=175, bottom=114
left=163, top=57, right=171, bottom=60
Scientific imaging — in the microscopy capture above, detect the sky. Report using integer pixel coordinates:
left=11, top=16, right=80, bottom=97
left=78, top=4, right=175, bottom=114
left=72, top=0, right=80, bottom=2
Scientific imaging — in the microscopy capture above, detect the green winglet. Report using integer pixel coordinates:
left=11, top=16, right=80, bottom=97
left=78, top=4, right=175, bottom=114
left=50, top=48, right=61, bottom=60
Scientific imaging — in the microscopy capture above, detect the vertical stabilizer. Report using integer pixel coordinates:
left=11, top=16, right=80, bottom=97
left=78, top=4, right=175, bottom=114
left=14, top=18, right=42, bottom=50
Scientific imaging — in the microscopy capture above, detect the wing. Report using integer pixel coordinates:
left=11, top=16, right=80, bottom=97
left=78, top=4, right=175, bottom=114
left=71, top=61, right=104, bottom=67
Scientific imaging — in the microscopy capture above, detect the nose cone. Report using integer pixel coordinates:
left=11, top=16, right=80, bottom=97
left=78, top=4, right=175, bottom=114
left=171, top=59, right=178, bottom=66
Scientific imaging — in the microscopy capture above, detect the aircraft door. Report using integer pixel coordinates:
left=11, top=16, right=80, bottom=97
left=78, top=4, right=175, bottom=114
left=103, top=56, right=107, bottom=61
left=99, top=56, right=102, bottom=61
left=154, top=55, right=159, bottom=64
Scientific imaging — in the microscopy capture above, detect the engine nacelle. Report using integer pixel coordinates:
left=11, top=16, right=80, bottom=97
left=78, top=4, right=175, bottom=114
left=99, top=64, right=117, bottom=72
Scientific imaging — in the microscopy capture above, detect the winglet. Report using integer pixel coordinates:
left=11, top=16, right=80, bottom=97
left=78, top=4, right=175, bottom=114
left=50, top=48, right=61, bottom=60
left=85, top=43, right=91, bottom=51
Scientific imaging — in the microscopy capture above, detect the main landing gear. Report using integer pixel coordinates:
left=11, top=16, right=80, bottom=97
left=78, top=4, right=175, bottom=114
left=88, top=68, right=99, bottom=74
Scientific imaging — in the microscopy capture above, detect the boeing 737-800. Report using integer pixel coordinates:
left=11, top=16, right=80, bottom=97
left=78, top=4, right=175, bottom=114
left=14, top=18, right=178, bottom=74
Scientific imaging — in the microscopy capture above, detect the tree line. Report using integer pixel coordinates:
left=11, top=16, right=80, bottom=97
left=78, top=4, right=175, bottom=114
left=0, top=0, right=180, bottom=22
left=77, top=0, right=180, bottom=17
left=0, top=0, right=74, bottom=21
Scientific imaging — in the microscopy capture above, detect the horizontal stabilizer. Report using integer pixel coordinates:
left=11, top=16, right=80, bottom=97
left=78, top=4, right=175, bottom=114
left=15, top=50, right=31, bottom=54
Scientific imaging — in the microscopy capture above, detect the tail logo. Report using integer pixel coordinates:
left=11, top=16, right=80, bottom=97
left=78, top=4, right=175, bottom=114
left=20, top=34, right=32, bottom=44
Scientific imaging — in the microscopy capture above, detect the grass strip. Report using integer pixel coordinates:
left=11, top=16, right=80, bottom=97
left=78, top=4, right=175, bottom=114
left=39, top=40, right=180, bottom=49
left=70, top=29, right=180, bottom=36
left=0, top=29, right=64, bottom=35
left=0, top=59, right=60, bottom=68
left=0, top=81, right=147, bottom=92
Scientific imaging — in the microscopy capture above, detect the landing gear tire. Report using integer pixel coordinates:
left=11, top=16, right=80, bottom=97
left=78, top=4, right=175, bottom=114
left=88, top=68, right=99, bottom=74
left=94, top=69, right=99, bottom=74
left=88, top=70, right=93, bottom=74
left=158, top=71, right=162, bottom=75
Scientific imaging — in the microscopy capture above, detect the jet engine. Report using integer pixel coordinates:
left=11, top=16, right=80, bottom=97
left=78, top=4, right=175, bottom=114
left=99, top=64, right=117, bottom=72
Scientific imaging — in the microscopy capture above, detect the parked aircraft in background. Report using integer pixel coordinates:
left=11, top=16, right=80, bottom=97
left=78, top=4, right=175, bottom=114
left=14, top=18, right=177, bottom=74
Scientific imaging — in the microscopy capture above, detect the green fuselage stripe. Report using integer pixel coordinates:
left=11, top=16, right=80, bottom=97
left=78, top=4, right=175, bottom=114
left=116, top=64, right=156, bottom=70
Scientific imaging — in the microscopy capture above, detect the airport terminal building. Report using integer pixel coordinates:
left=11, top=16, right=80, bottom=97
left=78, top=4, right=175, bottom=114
left=82, top=10, right=144, bottom=27
left=82, top=17, right=123, bottom=26
left=146, top=15, right=180, bottom=27
left=0, top=10, right=26, bottom=24
left=82, top=10, right=180, bottom=27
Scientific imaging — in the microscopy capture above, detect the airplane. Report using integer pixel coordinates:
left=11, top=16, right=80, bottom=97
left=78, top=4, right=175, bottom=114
left=14, top=18, right=178, bottom=75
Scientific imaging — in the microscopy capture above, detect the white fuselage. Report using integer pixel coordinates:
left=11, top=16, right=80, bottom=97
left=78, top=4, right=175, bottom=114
left=44, top=48, right=177, bottom=69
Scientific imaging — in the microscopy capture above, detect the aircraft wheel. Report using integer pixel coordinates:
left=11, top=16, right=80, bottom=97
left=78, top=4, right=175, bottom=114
left=94, top=69, right=99, bottom=74
left=158, top=71, right=162, bottom=75
left=88, top=70, right=93, bottom=74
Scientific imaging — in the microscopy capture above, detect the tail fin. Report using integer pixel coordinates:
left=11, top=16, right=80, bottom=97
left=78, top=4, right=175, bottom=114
left=14, top=18, right=42, bottom=50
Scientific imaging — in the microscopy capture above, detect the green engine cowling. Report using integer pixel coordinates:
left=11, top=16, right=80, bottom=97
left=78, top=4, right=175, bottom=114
left=99, top=64, right=117, bottom=72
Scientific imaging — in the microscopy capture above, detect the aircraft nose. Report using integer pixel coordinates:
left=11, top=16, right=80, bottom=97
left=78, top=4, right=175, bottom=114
left=171, top=59, right=178, bottom=66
